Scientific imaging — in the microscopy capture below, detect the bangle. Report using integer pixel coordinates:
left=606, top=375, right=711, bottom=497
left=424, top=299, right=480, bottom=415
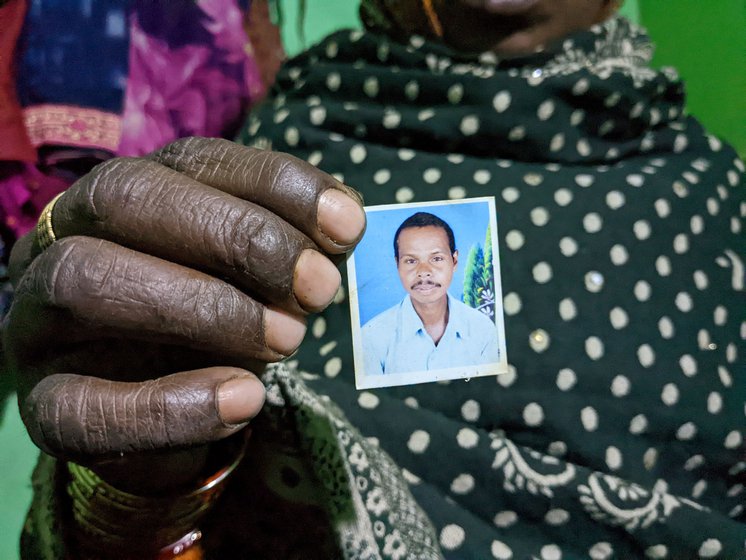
left=66, top=434, right=247, bottom=559
left=157, top=530, right=202, bottom=560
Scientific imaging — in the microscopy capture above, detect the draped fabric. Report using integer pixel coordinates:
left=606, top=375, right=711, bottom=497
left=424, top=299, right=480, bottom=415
left=16, top=0, right=258, bottom=155
left=0, top=0, right=263, bottom=252
left=0, top=0, right=35, bottom=162
left=237, top=17, right=745, bottom=559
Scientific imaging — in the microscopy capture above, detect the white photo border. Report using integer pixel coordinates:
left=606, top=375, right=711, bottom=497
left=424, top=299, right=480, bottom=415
left=347, top=196, right=508, bottom=390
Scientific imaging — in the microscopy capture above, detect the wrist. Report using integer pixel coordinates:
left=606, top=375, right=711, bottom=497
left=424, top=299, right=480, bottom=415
left=64, top=432, right=248, bottom=559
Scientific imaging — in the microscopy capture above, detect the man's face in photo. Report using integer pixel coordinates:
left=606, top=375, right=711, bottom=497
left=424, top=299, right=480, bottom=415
left=396, top=226, right=458, bottom=306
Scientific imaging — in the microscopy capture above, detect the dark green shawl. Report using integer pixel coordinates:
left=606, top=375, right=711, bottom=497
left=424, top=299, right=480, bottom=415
left=239, top=15, right=745, bottom=559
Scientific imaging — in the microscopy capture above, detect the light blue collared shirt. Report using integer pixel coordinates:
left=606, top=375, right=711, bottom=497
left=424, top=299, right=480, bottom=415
left=362, top=294, right=500, bottom=375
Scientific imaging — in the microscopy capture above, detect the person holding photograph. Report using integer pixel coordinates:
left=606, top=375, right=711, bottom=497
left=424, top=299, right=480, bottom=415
left=362, top=211, right=499, bottom=375
left=3, top=0, right=744, bottom=558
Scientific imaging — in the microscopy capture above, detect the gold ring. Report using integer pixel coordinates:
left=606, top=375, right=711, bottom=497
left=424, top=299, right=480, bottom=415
left=36, top=192, right=65, bottom=251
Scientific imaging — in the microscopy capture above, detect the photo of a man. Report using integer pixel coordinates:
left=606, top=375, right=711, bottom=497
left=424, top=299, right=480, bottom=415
left=361, top=211, right=500, bottom=375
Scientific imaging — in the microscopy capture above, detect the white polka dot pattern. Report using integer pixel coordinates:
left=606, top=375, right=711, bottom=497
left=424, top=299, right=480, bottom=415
left=245, top=21, right=746, bottom=560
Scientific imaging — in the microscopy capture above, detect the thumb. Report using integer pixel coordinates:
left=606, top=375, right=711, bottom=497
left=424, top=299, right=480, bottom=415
left=20, top=367, right=265, bottom=460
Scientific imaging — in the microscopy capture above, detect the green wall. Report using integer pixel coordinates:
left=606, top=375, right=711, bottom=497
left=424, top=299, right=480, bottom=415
left=277, top=0, right=361, bottom=55
left=0, top=397, right=38, bottom=560
left=639, top=0, right=746, bottom=156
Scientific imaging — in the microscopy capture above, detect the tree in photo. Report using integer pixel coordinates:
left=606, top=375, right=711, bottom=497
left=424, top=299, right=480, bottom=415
left=462, top=224, right=495, bottom=322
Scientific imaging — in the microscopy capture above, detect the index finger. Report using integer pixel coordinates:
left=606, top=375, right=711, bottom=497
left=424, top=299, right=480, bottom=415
left=150, top=137, right=366, bottom=254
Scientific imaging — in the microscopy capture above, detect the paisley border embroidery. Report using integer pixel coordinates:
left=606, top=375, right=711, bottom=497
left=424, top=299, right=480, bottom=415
left=579, top=473, right=707, bottom=532
left=23, top=104, right=122, bottom=152
left=491, top=438, right=576, bottom=497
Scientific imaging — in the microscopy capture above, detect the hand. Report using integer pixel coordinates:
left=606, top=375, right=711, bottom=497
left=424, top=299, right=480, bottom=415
left=4, top=137, right=365, bottom=491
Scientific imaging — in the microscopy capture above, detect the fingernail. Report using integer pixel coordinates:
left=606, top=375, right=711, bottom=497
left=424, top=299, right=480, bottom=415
left=294, top=249, right=341, bottom=311
left=217, top=375, right=266, bottom=425
left=318, top=188, right=366, bottom=246
left=264, top=307, right=307, bottom=355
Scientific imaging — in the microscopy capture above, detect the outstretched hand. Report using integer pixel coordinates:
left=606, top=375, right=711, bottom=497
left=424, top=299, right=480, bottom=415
left=4, top=137, right=366, bottom=490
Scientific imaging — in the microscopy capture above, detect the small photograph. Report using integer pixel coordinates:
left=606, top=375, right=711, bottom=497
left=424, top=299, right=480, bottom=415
left=347, top=197, right=508, bottom=390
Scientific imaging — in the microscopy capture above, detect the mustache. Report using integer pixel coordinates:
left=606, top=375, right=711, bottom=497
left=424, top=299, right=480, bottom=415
left=411, top=280, right=442, bottom=289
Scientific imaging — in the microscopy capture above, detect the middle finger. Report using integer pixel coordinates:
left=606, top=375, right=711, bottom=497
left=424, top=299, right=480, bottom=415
left=9, top=236, right=306, bottom=364
left=52, top=157, right=340, bottom=314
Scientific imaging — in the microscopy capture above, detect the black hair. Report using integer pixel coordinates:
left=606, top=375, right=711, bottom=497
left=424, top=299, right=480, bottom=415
left=393, top=212, right=456, bottom=260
